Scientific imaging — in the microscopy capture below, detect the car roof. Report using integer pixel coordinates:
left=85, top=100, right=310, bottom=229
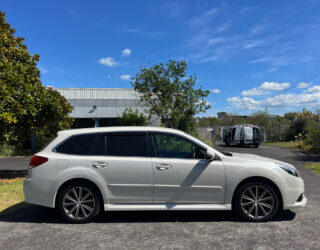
left=58, top=126, right=186, bottom=136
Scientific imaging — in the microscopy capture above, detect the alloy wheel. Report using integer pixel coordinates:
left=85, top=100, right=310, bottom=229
left=63, top=187, right=96, bottom=220
left=240, top=185, right=275, bottom=219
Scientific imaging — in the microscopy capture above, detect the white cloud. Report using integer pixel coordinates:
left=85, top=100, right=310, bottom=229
left=227, top=96, right=259, bottom=109
left=38, top=65, right=49, bottom=75
left=119, top=28, right=166, bottom=37
left=297, top=82, right=310, bottom=88
left=189, top=8, right=219, bottom=26
left=243, top=39, right=267, bottom=49
left=121, top=48, right=131, bottom=57
left=120, top=74, right=130, bottom=81
left=211, top=89, right=220, bottom=94
left=249, top=23, right=267, bottom=35
left=228, top=92, right=320, bottom=110
left=216, top=22, right=231, bottom=33
left=99, top=57, right=119, bottom=67
left=241, top=88, right=265, bottom=96
left=241, top=82, right=290, bottom=96
left=305, top=85, right=320, bottom=93
left=259, top=82, right=290, bottom=91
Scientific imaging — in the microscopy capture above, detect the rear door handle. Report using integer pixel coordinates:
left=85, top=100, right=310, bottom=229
left=156, top=164, right=172, bottom=171
left=92, top=161, right=108, bottom=168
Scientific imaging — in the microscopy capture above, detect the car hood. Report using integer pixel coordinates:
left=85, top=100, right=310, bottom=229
left=227, top=152, right=295, bottom=169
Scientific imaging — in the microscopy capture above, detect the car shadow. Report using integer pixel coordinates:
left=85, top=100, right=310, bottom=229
left=287, top=150, right=320, bottom=163
left=0, top=203, right=296, bottom=224
left=214, top=144, right=257, bottom=149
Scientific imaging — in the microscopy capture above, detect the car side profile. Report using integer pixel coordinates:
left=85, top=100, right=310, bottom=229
left=24, top=127, right=306, bottom=223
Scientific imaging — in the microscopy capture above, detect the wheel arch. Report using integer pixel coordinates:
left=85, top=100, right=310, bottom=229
left=231, top=176, right=284, bottom=210
left=54, top=178, right=105, bottom=209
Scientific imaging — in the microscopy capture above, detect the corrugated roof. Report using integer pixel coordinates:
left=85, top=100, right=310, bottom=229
left=55, top=88, right=141, bottom=100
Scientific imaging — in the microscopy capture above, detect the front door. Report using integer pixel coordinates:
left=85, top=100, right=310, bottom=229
left=86, top=132, right=153, bottom=204
left=151, top=133, right=225, bottom=204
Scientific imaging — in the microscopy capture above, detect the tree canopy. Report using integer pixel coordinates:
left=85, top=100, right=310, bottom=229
left=119, top=107, right=148, bottom=126
left=0, top=12, right=73, bottom=145
left=131, top=60, right=210, bottom=134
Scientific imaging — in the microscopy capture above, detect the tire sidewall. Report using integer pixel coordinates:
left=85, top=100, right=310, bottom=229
left=57, top=181, right=101, bottom=223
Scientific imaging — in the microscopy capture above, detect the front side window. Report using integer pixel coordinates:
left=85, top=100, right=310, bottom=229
left=153, top=133, right=206, bottom=159
left=106, top=134, right=147, bottom=157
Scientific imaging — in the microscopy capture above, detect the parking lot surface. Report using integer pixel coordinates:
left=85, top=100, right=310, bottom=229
left=0, top=145, right=319, bottom=249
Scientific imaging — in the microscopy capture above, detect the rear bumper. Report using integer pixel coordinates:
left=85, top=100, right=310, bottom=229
left=24, top=176, right=55, bottom=208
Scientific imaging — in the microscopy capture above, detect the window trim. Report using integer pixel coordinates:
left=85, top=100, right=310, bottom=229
left=150, top=132, right=207, bottom=160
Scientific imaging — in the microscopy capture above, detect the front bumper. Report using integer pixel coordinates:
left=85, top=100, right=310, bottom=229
left=284, top=194, right=307, bottom=209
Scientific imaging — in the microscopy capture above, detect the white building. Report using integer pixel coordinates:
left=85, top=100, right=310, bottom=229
left=54, top=88, right=160, bottom=128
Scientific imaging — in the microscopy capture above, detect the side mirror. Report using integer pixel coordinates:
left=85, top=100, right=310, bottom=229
left=206, top=149, right=219, bottom=161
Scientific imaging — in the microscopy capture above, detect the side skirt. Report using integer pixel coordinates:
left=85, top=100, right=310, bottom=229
left=104, top=203, right=232, bottom=211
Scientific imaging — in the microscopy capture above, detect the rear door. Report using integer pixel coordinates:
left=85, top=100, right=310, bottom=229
left=150, top=132, right=225, bottom=204
left=86, top=131, right=153, bottom=204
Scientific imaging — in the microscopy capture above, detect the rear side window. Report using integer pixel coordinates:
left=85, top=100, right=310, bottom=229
left=106, top=134, right=146, bottom=157
left=89, top=134, right=106, bottom=155
left=55, top=134, right=105, bottom=155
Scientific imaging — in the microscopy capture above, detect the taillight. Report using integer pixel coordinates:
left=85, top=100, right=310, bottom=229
left=29, top=155, right=48, bottom=168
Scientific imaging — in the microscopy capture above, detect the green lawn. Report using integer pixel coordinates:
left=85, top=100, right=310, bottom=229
left=304, top=163, right=320, bottom=175
left=0, top=178, right=30, bottom=216
left=265, top=141, right=302, bottom=150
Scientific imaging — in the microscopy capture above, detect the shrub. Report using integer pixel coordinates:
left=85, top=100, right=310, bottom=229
left=0, top=144, right=15, bottom=157
left=304, top=122, right=320, bottom=154
left=119, top=108, right=148, bottom=126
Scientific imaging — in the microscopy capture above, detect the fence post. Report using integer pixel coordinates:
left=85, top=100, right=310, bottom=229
left=31, top=134, right=36, bottom=153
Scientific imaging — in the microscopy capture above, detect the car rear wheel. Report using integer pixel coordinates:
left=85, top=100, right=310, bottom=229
left=57, top=181, right=101, bottom=223
left=233, top=180, right=280, bottom=222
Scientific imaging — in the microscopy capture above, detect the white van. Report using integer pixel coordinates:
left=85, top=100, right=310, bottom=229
left=222, top=125, right=261, bottom=147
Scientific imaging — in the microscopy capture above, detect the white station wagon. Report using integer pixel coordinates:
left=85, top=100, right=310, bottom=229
left=24, top=127, right=306, bottom=223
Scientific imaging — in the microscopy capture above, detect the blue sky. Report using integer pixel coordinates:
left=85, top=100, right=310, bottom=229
left=2, top=0, right=320, bottom=116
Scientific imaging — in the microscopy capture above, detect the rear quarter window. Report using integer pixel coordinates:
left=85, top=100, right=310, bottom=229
left=55, top=134, right=105, bottom=155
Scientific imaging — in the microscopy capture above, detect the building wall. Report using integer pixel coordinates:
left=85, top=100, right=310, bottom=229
left=55, top=88, right=160, bottom=127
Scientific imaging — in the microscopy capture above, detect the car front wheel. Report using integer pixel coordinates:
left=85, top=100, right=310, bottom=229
left=57, top=181, right=101, bottom=223
left=233, top=180, right=280, bottom=222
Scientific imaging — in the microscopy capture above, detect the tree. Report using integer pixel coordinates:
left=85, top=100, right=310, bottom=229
left=0, top=12, right=73, bottom=145
left=131, top=60, right=210, bottom=134
left=119, top=108, right=147, bottom=126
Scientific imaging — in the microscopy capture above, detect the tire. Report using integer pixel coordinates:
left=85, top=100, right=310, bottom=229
left=57, top=181, right=101, bottom=223
left=254, top=143, right=260, bottom=148
left=224, top=136, right=230, bottom=146
left=233, top=180, right=280, bottom=222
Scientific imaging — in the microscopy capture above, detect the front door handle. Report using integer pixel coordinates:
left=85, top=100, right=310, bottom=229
left=92, top=161, right=108, bottom=168
left=156, top=164, right=172, bottom=171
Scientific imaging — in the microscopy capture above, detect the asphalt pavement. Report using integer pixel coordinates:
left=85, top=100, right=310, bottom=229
left=0, top=145, right=319, bottom=249
left=0, top=156, right=30, bottom=171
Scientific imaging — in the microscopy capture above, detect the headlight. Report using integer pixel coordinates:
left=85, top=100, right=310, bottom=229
left=278, top=163, right=299, bottom=177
